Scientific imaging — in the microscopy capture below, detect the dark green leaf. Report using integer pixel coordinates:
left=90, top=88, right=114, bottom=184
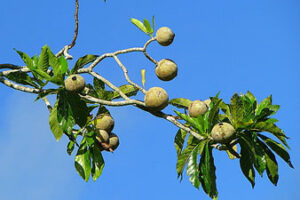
left=75, top=139, right=91, bottom=182
left=176, top=140, right=206, bottom=180
left=71, top=55, right=98, bottom=74
left=239, top=138, right=256, bottom=187
left=258, top=134, right=293, bottom=168
left=111, top=84, right=139, bottom=100
left=199, top=142, right=218, bottom=199
left=49, top=101, right=64, bottom=141
left=5, top=71, right=39, bottom=88
left=169, top=98, right=192, bottom=108
left=57, top=90, right=75, bottom=134
left=239, top=134, right=266, bottom=176
left=35, top=89, right=58, bottom=101
left=65, top=91, right=88, bottom=127
left=38, top=45, right=49, bottom=71
left=174, top=129, right=188, bottom=156
left=252, top=122, right=288, bottom=148
left=91, top=145, right=105, bottom=181
left=131, top=18, right=148, bottom=34
left=257, top=139, right=279, bottom=185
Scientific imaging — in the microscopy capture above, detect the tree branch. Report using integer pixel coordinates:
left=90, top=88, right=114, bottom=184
left=113, top=55, right=147, bottom=94
left=0, top=77, right=40, bottom=93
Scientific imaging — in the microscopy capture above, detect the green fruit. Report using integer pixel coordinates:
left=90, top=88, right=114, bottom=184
left=155, top=59, right=178, bottom=81
left=108, top=133, right=120, bottom=151
left=144, top=87, right=169, bottom=111
left=188, top=100, right=208, bottom=117
left=95, top=129, right=109, bottom=143
left=94, top=114, right=114, bottom=133
left=211, top=122, right=235, bottom=143
left=64, top=74, right=85, bottom=93
left=156, top=27, right=175, bottom=46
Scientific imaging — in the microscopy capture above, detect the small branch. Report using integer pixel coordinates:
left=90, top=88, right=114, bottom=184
left=135, top=105, right=205, bottom=141
left=68, top=0, right=79, bottom=49
left=113, top=55, right=147, bottom=94
left=0, top=77, right=40, bottom=93
left=42, top=97, right=53, bottom=112
left=55, top=0, right=80, bottom=60
left=89, top=71, right=130, bottom=100
left=142, top=38, right=157, bottom=64
left=80, top=94, right=145, bottom=107
left=0, top=64, right=20, bottom=70
left=0, top=67, right=30, bottom=76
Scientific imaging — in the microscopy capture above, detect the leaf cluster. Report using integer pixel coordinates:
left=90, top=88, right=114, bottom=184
left=171, top=92, right=293, bottom=199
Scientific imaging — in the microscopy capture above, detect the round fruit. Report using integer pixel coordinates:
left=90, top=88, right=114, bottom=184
left=64, top=74, right=85, bottom=93
left=108, top=133, right=120, bottom=151
left=94, top=114, right=114, bottom=133
left=95, top=129, right=109, bottom=143
left=188, top=100, right=208, bottom=117
left=211, top=122, right=235, bottom=143
left=204, top=99, right=211, bottom=108
left=155, top=59, right=178, bottom=81
left=156, top=27, right=175, bottom=46
left=144, top=87, right=169, bottom=111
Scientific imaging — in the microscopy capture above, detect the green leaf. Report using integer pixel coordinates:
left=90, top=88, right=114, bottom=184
left=57, top=90, right=75, bottom=134
left=67, top=141, right=75, bottom=155
left=252, top=122, right=288, bottom=148
left=35, top=89, right=58, bottom=101
left=239, top=138, right=256, bottom=188
left=143, top=18, right=153, bottom=35
left=230, top=93, right=244, bottom=128
left=187, top=145, right=201, bottom=189
left=199, top=142, right=218, bottom=199
left=93, top=77, right=113, bottom=100
left=207, top=97, right=221, bottom=131
left=111, top=84, right=139, bottom=100
left=174, top=111, right=205, bottom=136
left=75, top=139, right=91, bottom=182
left=5, top=71, right=39, bottom=88
left=258, top=134, right=293, bottom=168
left=15, top=49, right=34, bottom=70
left=239, top=134, right=266, bottom=176
left=174, top=129, right=188, bottom=156
left=65, top=91, right=89, bottom=127
left=38, top=45, right=49, bottom=71
left=176, top=140, right=206, bottom=180
left=71, top=55, right=98, bottom=74
left=257, top=139, right=279, bottom=185
left=91, top=145, right=105, bottom=181
left=131, top=18, right=148, bottom=34
left=169, top=98, right=192, bottom=109
left=49, top=101, right=64, bottom=141
left=256, top=95, right=272, bottom=116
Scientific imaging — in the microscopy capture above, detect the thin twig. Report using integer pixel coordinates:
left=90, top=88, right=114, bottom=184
left=0, top=64, right=20, bottom=70
left=55, top=0, right=80, bottom=59
left=80, top=94, right=145, bottom=106
left=113, top=55, right=147, bottom=94
left=142, top=38, right=157, bottom=64
left=42, top=97, right=53, bottom=112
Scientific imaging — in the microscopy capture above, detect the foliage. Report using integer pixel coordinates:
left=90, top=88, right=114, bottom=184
left=0, top=12, right=293, bottom=200
left=171, top=92, right=293, bottom=198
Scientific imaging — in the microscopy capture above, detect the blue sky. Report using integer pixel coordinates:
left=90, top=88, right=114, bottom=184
left=0, top=0, right=299, bottom=199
